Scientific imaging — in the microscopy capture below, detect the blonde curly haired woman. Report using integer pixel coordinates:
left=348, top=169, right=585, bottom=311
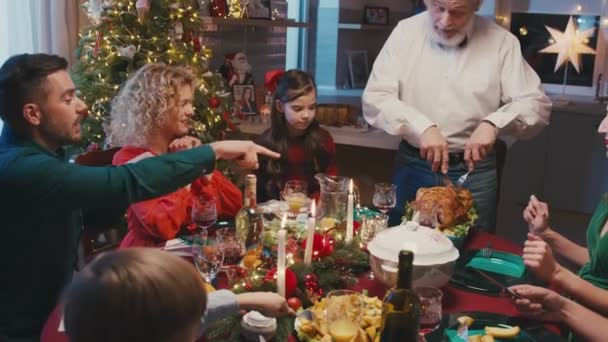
left=106, top=63, right=243, bottom=248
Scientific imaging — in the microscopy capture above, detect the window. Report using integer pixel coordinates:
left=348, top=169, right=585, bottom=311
left=0, top=0, right=39, bottom=131
left=285, top=0, right=309, bottom=70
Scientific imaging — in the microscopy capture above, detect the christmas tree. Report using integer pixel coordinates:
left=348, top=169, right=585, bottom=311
left=73, top=0, right=237, bottom=148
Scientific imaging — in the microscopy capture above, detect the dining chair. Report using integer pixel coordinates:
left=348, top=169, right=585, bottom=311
left=74, top=147, right=126, bottom=265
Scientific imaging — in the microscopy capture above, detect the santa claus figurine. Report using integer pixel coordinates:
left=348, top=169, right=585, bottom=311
left=219, top=52, right=254, bottom=87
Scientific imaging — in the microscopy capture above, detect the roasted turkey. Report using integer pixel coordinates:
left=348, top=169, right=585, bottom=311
left=410, top=186, right=474, bottom=230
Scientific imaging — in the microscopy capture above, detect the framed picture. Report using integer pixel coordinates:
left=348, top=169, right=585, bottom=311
left=245, top=0, right=271, bottom=19
left=347, top=50, right=369, bottom=89
left=363, top=6, right=389, bottom=25
left=233, top=84, right=258, bottom=115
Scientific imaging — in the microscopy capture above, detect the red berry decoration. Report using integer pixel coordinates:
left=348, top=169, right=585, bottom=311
left=208, top=96, right=221, bottom=108
left=264, top=267, right=298, bottom=297
left=304, top=273, right=319, bottom=293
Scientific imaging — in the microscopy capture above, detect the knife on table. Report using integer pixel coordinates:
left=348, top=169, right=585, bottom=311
left=471, top=268, right=524, bottom=299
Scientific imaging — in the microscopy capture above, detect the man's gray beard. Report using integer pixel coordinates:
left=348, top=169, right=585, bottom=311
left=429, top=17, right=473, bottom=47
left=430, top=29, right=467, bottom=47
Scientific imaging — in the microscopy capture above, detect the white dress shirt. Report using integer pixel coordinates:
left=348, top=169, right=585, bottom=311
left=362, top=12, right=552, bottom=152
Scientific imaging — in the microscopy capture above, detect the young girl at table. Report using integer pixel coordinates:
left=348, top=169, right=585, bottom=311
left=105, top=63, right=242, bottom=248
left=522, top=111, right=608, bottom=341
left=255, top=69, right=337, bottom=201
left=62, top=248, right=292, bottom=342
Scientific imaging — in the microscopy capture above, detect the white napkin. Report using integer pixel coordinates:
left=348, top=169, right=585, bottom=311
left=162, top=238, right=193, bottom=257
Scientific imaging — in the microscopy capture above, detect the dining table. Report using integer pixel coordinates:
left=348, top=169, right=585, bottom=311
left=40, top=229, right=562, bottom=342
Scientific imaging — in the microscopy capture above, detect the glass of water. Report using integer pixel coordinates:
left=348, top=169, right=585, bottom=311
left=416, top=287, right=443, bottom=338
left=192, top=233, right=223, bottom=283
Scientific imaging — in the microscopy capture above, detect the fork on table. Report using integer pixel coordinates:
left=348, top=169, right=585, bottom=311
left=481, top=240, right=493, bottom=258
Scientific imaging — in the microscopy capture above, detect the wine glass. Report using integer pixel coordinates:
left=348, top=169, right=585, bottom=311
left=282, top=180, right=308, bottom=216
left=416, top=287, right=443, bottom=339
left=215, top=227, right=246, bottom=283
left=372, top=183, right=397, bottom=214
left=192, top=195, right=217, bottom=234
left=325, top=290, right=363, bottom=342
left=192, top=233, right=224, bottom=283
left=360, top=213, right=388, bottom=279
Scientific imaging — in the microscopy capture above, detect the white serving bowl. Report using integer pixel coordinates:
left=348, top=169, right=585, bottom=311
left=367, top=222, right=459, bottom=288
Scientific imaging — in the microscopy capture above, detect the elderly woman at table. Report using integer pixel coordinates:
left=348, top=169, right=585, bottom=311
left=509, top=285, right=608, bottom=342
left=62, top=248, right=293, bottom=342
left=105, top=63, right=243, bottom=248
left=521, top=113, right=608, bottom=328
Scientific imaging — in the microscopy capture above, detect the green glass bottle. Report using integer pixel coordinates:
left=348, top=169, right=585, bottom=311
left=379, top=250, right=421, bottom=342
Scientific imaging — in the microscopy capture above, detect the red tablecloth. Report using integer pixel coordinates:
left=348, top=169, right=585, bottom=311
left=40, top=230, right=547, bottom=342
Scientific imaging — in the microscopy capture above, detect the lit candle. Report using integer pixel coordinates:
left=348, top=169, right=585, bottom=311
left=277, top=214, right=287, bottom=297
left=346, top=179, right=354, bottom=242
left=304, top=200, right=316, bottom=265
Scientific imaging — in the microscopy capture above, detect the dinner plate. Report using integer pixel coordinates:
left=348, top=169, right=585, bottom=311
left=424, top=311, right=566, bottom=342
left=450, top=250, right=527, bottom=296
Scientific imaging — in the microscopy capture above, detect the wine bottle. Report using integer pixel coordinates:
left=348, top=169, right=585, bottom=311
left=235, top=174, right=264, bottom=254
left=379, top=250, right=421, bottom=342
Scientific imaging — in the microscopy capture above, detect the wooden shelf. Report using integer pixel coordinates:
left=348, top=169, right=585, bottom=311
left=338, top=23, right=393, bottom=30
left=202, top=17, right=312, bottom=28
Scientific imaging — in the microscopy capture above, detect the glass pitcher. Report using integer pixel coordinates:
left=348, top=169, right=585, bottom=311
left=314, top=173, right=350, bottom=229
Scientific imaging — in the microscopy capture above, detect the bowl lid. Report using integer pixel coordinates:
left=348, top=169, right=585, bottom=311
left=367, top=222, right=459, bottom=266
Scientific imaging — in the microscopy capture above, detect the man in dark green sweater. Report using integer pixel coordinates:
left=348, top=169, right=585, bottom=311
left=0, top=53, right=279, bottom=341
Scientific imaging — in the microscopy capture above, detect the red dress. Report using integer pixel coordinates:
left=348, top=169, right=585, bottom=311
left=113, top=146, right=243, bottom=248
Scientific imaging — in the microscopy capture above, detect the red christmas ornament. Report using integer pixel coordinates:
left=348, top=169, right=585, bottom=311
left=208, top=96, right=220, bottom=109
left=353, top=220, right=361, bottom=235
left=209, top=0, right=228, bottom=17
left=301, top=233, right=333, bottom=259
left=264, top=267, right=298, bottom=297
left=244, top=282, right=253, bottom=291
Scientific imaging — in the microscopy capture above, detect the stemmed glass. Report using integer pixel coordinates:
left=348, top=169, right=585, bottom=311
left=416, top=287, right=443, bottom=341
left=215, top=227, right=246, bottom=284
left=192, top=196, right=217, bottom=234
left=192, top=233, right=224, bottom=284
left=282, top=180, right=308, bottom=217
left=360, top=213, right=388, bottom=279
left=372, top=183, right=397, bottom=214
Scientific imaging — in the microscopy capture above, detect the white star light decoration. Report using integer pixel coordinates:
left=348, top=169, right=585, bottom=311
left=539, top=16, right=596, bottom=73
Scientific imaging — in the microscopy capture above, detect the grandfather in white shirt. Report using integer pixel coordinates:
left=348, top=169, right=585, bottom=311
left=362, top=0, right=551, bottom=231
